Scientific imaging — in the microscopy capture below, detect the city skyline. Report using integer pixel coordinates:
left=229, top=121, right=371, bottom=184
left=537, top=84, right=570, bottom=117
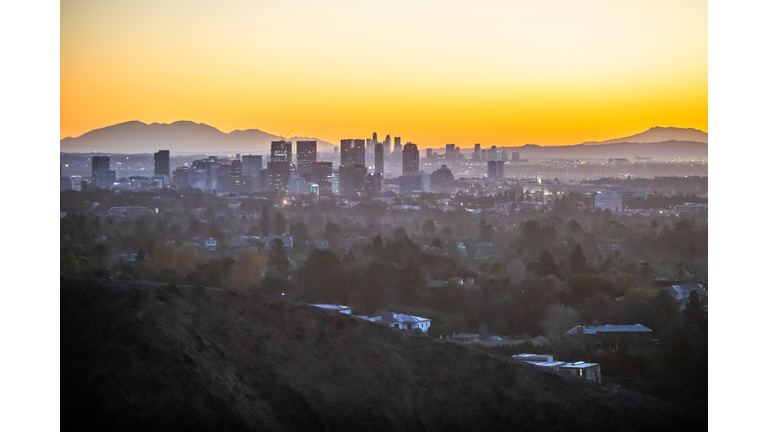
left=61, top=0, right=707, bottom=146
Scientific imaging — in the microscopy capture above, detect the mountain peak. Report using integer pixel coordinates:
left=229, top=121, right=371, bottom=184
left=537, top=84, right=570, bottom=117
left=582, top=127, right=707, bottom=145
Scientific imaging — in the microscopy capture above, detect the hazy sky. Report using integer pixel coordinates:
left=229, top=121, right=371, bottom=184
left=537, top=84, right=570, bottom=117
left=61, top=0, right=707, bottom=146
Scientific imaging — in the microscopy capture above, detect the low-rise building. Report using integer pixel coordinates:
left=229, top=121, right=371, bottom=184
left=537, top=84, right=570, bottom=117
left=667, top=282, right=707, bottom=302
left=511, top=354, right=601, bottom=383
left=362, top=312, right=431, bottom=332
left=309, top=304, right=352, bottom=314
left=566, top=324, right=653, bottom=351
left=451, top=332, right=481, bottom=343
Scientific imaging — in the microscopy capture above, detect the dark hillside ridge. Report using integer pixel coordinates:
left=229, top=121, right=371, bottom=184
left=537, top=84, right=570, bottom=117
left=61, top=280, right=705, bottom=431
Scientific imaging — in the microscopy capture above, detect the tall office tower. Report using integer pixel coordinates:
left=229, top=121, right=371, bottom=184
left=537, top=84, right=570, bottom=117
left=375, top=143, right=384, bottom=174
left=242, top=155, right=263, bottom=190
left=474, top=143, right=481, bottom=160
left=91, top=156, right=110, bottom=179
left=91, top=156, right=115, bottom=188
left=341, top=139, right=352, bottom=165
left=455, top=147, right=461, bottom=160
left=340, top=139, right=365, bottom=166
left=296, top=141, right=317, bottom=175
left=334, top=147, right=339, bottom=157
left=445, top=144, right=456, bottom=163
left=231, top=159, right=243, bottom=174
left=311, top=161, right=333, bottom=195
left=353, top=139, right=365, bottom=165
left=339, top=164, right=367, bottom=197
left=487, top=160, right=505, bottom=179
left=271, top=140, right=292, bottom=163
left=367, top=133, right=378, bottom=164
left=393, top=137, right=402, bottom=157
left=426, top=149, right=433, bottom=159
left=236, top=154, right=240, bottom=161
left=512, top=151, right=520, bottom=162
left=502, top=150, right=509, bottom=161
left=481, top=149, right=487, bottom=161
left=173, top=166, right=189, bottom=189
left=402, top=142, right=419, bottom=175
left=489, top=146, right=498, bottom=160
left=268, top=161, right=291, bottom=195
left=154, top=150, right=170, bottom=177
left=384, top=135, right=391, bottom=154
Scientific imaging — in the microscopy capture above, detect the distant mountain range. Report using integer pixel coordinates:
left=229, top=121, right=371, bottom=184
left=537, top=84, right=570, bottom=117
left=60, top=121, right=338, bottom=154
left=580, top=127, right=707, bottom=145
left=60, top=122, right=707, bottom=159
left=502, top=140, right=707, bottom=160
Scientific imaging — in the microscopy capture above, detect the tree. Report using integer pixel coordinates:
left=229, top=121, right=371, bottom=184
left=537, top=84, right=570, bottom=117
left=543, top=304, right=580, bottom=358
left=273, top=211, right=287, bottom=235
left=261, top=205, right=271, bottom=237
left=60, top=249, right=81, bottom=278
left=266, top=239, right=290, bottom=278
left=566, top=219, right=583, bottom=235
left=290, top=222, right=311, bottom=253
left=231, top=249, right=268, bottom=291
left=422, top=220, right=436, bottom=240
left=371, top=234, right=384, bottom=257
left=567, top=274, right=616, bottom=305
left=568, top=243, right=587, bottom=275
left=683, top=291, right=707, bottom=331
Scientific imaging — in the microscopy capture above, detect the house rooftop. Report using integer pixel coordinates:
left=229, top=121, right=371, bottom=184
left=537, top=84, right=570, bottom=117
left=369, top=313, right=431, bottom=324
left=566, top=324, right=652, bottom=335
left=309, top=304, right=351, bottom=312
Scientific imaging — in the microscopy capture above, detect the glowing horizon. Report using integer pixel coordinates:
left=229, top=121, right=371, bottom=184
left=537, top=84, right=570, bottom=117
left=61, top=0, right=707, bottom=147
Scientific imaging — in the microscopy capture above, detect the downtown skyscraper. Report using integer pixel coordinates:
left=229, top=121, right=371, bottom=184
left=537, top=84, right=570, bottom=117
left=296, top=140, right=317, bottom=175
left=402, top=142, right=419, bottom=175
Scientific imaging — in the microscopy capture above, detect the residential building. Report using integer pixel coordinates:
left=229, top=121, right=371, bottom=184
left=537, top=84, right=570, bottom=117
left=566, top=324, right=653, bottom=351
left=593, top=191, right=622, bottom=212
left=666, top=282, right=707, bottom=302
left=310, top=304, right=352, bottom=314
left=674, top=203, right=708, bottom=215
left=363, top=312, right=431, bottom=332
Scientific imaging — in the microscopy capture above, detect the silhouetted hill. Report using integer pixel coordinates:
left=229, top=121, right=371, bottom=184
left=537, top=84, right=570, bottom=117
left=60, top=121, right=338, bottom=154
left=580, top=127, right=708, bottom=145
left=61, top=279, right=705, bottom=431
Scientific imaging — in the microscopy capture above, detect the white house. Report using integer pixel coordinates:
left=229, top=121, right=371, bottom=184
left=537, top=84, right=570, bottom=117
left=309, top=304, right=352, bottom=314
left=667, top=282, right=707, bottom=302
left=560, top=362, right=601, bottom=383
left=511, top=354, right=601, bottom=383
left=204, top=238, right=217, bottom=251
left=364, top=312, right=431, bottom=332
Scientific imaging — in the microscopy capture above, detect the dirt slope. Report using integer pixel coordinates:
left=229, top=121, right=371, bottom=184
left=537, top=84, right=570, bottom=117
left=61, top=280, right=705, bottom=431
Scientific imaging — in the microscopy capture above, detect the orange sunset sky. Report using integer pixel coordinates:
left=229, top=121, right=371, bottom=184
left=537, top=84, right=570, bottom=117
left=61, top=0, right=707, bottom=147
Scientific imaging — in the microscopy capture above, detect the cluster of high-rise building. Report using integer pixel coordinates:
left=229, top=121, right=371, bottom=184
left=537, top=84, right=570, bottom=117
left=67, top=132, right=528, bottom=195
